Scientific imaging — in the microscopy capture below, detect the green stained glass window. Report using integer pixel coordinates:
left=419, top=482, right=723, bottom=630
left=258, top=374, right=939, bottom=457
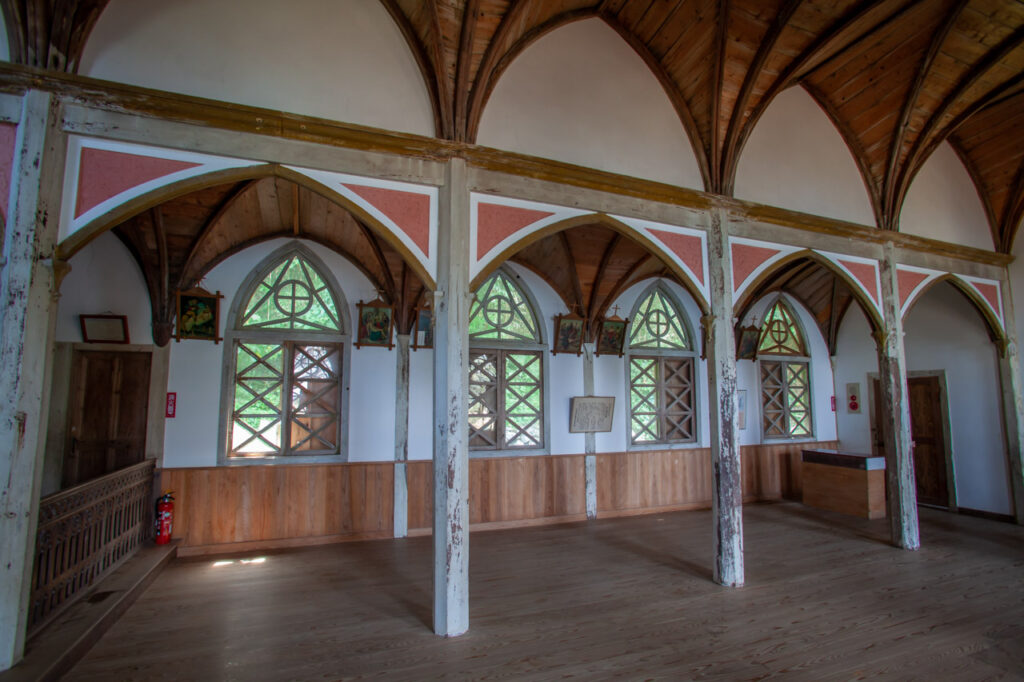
left=240, top=253, right=341, bottom=331
left=757, top=299, right=806, bottom=356
left=760, top=360, right=811, bottom=438
left=469, top=271, right=539, bottom=342
left=629, top=289, right=690, bottom=350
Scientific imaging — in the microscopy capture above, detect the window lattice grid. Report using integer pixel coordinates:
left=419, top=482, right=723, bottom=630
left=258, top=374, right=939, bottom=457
left=469, top=271, right=540, bottom=343
left=629, top=289, right=690, bottom=350
left=760, top=360, right=811, bottom=438
left=240, top=253, right=342, bottom=332
left=757, top=299, right=806, bottom=356
left=469, top=349, right=543, bottom=450
left=629, top=355, right=696, bottom=444
left=230, top=341, right=342, bottom=457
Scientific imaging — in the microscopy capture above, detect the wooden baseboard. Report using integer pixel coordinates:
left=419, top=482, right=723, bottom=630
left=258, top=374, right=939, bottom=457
left=957, top=507, right=1015, bottom=523
left=176, top=531, right=394, bottom=557
left=596, top=501, right=711, bottom=519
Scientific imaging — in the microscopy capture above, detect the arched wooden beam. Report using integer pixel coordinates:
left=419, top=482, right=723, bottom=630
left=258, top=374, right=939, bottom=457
left=379, top=0, right=452, bottom=139
left=453, top=0, right=481, bottom=142
left=558, top=230, right=584, bottom=315
left=1, top=0, right=110, bottom=72
left=178, top=179, right=256, bottom=289
left=357, top=220, right=399, bottom=304
left=901, top=274, right=1006, bottom=345
left=594, top=252, right=653, bottom=324
left=709, top=0, right=730, bottom=192
left=585, top=232, right=621, bottom=322
left=732, top=249, right=885, bottom=335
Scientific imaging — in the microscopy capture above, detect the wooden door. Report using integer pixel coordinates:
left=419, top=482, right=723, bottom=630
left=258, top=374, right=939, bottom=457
left=64, top=351, right=151, bottom=488
left=871, top=376, right=950, bottom=508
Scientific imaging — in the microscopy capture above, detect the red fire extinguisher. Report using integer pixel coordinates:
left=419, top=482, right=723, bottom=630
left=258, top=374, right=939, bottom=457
left=155, top=492, right=174, bottom=545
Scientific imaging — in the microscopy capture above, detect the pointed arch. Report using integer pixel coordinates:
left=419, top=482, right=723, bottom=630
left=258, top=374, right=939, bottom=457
left=57, top=163, right=436, bottom=290
left=471, top=212, right=710, bottom=317
left=901, top=274, right=1006, bottom=345
left=733, top=248, right=884, bottom=337
left=469, top=265, right=544, bottom=345
left=627, top=282, right=695, bottom=353
left=757, top=296, right=808, bottom=356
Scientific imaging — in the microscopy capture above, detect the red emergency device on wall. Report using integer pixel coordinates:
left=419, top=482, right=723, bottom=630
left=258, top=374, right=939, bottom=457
left=155, top=492, right=174, bottom=545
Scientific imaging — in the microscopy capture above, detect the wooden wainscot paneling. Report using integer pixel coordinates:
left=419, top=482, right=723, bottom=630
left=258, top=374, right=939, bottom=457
left=596, top=448, right=713, bottom=515
left=743, top=441, right=839, bottom=502
left=161, top=462, right=394, bottom=555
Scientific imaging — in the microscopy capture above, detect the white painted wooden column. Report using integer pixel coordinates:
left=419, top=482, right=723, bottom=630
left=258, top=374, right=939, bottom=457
left=875, top=244, right=920, bottom=549
left=706, top=209, right=743, bottom=587
left=0, top=91, right=67, bottom=672
left=582, top=342, right=597, bottom=519
left=432, top=157, right=470, bottom=637
left=994, top=283, right=1024, bottom=524
left=393, top=333, right=411, bottom=538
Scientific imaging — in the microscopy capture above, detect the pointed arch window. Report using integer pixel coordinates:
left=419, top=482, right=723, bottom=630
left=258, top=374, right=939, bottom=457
left=226, top=248, right=348, bottom=459
left=468, top=270, right=544, bottom=451
left=627, top=285, right=697, bottom=445
left=757, top=298, right=811, bottom=439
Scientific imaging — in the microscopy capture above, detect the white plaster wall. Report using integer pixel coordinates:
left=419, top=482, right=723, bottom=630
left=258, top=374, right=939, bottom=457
left=833, top=283, right=1012, bottom=515
left=904, top=282, right=1011, bottom=514
left=162, top=238, right=396, bottom=468
left=734, top=87, right=876, bottom=226
left=407, top=348, right=434, bottom=461
left=80, top=0, right=434, bottom=136
left=900, top=141, right=993, bottom=250
left=738, top=292, right=837, bottom=444
left=832, top=305, right=878, bottom=454
left=477, top=18, right=703, bottom=190
left=57, top=230, right=154, bottom=345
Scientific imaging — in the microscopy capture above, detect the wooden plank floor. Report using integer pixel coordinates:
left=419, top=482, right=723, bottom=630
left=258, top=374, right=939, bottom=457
left=65, top=503, right=1024, bottom=680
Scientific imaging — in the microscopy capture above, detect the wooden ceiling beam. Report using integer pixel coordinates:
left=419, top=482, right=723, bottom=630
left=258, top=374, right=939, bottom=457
left=883, top=0, right=967, bottom=218
left=463, top=0, right=528, bottom=143
left=0, top=0, right=109, bottom=72
left=709, top=0, right=729, bottom=192
left=559, top=231, right=585, bottom=315
left=720, top=0, right=801, bottom=196
left=586, top=232, right=621, bottom=323
left=357, top=221, right=398, bottom=303
left=597, top=252, right=652, bottom=323
left=1000, top=161, right=1024, bottom=254
left=179, top=179, right=255, bottom=289
left=453, top=0, right=480, bottom=141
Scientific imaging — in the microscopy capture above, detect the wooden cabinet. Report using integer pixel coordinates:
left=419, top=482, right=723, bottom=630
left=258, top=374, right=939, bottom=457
left=801, top=449, right=886, bottom=520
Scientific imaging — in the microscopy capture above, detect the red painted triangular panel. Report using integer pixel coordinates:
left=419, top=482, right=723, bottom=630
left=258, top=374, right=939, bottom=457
left=731, top=243, right=781, bottom=291
left=837, top=259, right=880, bottom=306
left=345, top=184, right=431, bottom=257
left=648, top=229, right=704, bottom=285
left=896, top=269, right=929, bottom=309
left=0, top=123, right=16, bottom=222
left=75, top=148, right=200, bottom=218
left=969, top=281, right=1001, bottom=320
left=477, top=203, right=554, bottom=260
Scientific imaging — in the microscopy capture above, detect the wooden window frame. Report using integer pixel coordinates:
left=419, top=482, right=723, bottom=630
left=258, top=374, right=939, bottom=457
left=469, top=348, right=544, bottom=452
left=758, top=357, right=813, bottom=440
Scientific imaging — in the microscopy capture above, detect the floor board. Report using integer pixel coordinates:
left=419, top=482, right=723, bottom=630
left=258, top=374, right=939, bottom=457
left=64, top=503, right=1024, bottom=680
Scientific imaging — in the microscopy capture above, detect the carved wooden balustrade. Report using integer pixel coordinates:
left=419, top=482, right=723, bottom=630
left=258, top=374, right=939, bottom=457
left=28, top=459, right=155, bottom=636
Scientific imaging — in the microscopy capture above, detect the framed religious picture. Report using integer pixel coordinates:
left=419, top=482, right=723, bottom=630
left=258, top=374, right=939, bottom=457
left=175, top=288, right=222, bottom=343
left=79, top=314, right=130, bottom=344
left=411, top=306, right=433, bottom=350
left=595, top=317, right=628, bottom=357
left=737, top=325, right=760, bottom=360
left=356, top=299, right=395, bottom=349
left=553, top=313, right=585, bottom=355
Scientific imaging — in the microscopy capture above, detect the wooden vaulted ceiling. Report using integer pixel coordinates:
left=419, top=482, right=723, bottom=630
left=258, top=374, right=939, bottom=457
left=5, top=2, right=1024, bottom=248
left=114, top=178, right=428, bottom=345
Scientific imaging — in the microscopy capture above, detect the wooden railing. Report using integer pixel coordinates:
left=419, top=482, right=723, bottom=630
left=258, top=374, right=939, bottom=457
left=28, top=459, right=155, bottom=636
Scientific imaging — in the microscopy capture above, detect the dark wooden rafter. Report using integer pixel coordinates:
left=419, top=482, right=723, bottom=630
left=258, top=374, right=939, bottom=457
left=882, top=0, right=968, bottom=218
left=465, top=6, right=601, bottom=143
left=723, top=0, right=894, bottom=193
left=890, top=25, right=1024, bottom=230
left=719, top=0, right=801, bottom=196
left=1000, top=162, right=1024, bottom=253
left=948, top=141, right=1004, bottom=253
left=1, top=0, right=110, bottom=72
left=357, top=221, right=398, bottom=303
left=453, top=0, right=481, bottom=141
left=709, top=0, right=729, bottom=193
left=379, top=0, right=451, bottom=138
left=178, top=180, right=255, bottom=290
left=585, top=232, right=621, bottom=330
left=559, top=231, right=584, bottom=315
left=595, top=252, right=652, bottom=323
left=600, top=12, right=713, bottom=190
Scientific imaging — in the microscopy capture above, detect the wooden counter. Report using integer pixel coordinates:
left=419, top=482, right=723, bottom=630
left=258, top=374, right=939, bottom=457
left=801, top=449, right=886, bottom=519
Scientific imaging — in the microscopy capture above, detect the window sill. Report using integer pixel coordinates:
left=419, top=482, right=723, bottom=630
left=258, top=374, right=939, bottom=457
left=223, top=453, right=348, bottom=466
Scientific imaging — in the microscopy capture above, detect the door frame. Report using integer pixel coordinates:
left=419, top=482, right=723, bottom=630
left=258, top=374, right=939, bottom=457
left=867, top=369, right=957, bottom=511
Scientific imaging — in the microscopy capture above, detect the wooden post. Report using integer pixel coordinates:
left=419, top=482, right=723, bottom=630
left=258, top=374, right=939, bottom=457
left=582, top=342, right=597, bottom=520
left=432, top=157, right=470, bottom=637
left=875, top=244, right=920, bottom=549
left=394, top=333, right=411, bottom=538
left=706, top=210, right=744, bottom=587
left=995, top=282, right=1024, bottom=524
left=0, top=90, right=66, bottom=672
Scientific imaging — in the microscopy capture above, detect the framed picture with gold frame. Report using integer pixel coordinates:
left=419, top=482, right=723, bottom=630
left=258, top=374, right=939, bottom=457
left=595, top=317, right=628, bottom=357
left=175, top=288, right=222, bottom=343
left=356, top=299, right=395, bottom=349
left=553, top=313, right=585, bottom=355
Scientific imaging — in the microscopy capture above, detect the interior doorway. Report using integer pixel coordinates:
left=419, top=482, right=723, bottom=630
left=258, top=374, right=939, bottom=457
left=871, top=373, right=956, bottom=509
left=63, top=350, right=152, bottom=487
